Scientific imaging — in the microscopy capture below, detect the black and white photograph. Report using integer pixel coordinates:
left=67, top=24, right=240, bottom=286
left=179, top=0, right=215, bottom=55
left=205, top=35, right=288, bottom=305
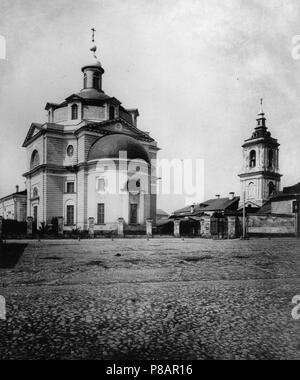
left=0, top=0, right=300, bottom=365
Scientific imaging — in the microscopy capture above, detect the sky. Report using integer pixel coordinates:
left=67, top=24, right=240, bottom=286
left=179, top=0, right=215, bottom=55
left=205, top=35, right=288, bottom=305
left=1, top=0, right=300, bottom=213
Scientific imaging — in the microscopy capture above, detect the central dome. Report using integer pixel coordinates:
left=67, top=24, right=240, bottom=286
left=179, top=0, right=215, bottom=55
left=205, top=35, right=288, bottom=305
left=77, top=88, right=110, bottom=101
left=88, top=134, right=150, bottom=163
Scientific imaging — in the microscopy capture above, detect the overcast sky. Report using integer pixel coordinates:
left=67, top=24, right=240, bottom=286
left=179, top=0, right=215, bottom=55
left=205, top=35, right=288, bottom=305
left=1, top=0, right=300, bottom=213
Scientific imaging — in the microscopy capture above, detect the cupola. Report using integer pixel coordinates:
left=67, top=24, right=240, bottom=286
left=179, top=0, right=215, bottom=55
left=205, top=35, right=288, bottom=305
left=81, top=28, right=104, bottom=92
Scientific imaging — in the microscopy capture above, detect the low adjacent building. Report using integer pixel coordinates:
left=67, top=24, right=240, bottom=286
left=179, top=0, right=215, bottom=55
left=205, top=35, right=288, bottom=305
left=167, top=194, right=240, bottom=238
left=172, top=194, right=240, bottom=219
left=258, top=183, right=300, bottom=215
left=0, top=186, right=27, bottom=222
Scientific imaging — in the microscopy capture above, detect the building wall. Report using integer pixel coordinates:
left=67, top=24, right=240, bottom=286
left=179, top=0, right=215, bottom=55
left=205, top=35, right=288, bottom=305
left=47, top=136, right=64, bottom=165
left=62, top=138, right=78, bottom=167
left=15, top=197, right=27, bottom=221
left=241, top=175, right=280, bottom=207
left=53, top=107, right=68, bottom=123
left=271, top=200, right=294, bottom=215
left=45, top=174, right=64, bottom=224
left=77, top=133, right=100, bottom=163
left=148, top=148, right=157, bottom=222
left=246, top=214, right=296, bottom=235
left=86, top=160, right=150, bottom=227
left=27, top=170, right=45, bottom=227
left=63, top=174, right=77, bottom=227
left=26, top=136, right=45, bottom=169
left=83, top=105, right=105, bottom=121
left=77, top=167, right=88, bottom=229
left=0, top=198, right=15, bottom=220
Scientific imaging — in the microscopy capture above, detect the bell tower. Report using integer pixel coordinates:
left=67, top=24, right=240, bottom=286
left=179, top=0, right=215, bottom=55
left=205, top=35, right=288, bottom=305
left=238, top=99, right=282, bottom=208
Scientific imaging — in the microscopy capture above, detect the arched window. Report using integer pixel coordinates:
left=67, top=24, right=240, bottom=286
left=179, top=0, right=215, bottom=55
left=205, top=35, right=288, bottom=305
left=249, top=150, right=256, bottom=168
left=30, top=150, right=40, bottom=169
left=71, top=104, right=78, bottom=120
left=248, top=182, right=255, bottom=199
left=268, top=150, right=274, bottom=168
left=67, top=145, right=74, bottom=157
left=269, top=182, right=275, bottom=197
left=109, top=106, right=115, bottom=120
left=83, top=73, right=87, bottom=89
left=93, top=72, right=100, bottom=89
left=32, top=187, right=38, bottom=198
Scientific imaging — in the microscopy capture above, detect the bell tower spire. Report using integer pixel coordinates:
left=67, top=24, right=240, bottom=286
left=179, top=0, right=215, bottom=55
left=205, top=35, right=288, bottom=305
left=259, top=98, right=264, bottom=114
left=256, top=97, right=267, bottom=129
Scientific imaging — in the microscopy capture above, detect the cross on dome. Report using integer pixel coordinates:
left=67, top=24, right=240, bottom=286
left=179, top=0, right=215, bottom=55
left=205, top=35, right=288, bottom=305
left=90, top=27, right=98, bottom=60
left=260, top=98, right=264, bottom=115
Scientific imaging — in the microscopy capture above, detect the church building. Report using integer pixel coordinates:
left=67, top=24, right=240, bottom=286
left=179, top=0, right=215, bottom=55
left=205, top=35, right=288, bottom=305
left=238, top=101, right=282, bottom=209
left=22, top=33, right=159, bottom=233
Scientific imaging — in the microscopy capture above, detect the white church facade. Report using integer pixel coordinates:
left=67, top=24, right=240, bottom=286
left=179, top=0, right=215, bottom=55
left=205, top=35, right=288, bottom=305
left=21, top=39, right=159, bottom=233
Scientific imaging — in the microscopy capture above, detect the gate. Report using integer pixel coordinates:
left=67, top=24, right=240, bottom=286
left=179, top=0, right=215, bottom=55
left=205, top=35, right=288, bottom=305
left=210, top=217, right=227, bottom=239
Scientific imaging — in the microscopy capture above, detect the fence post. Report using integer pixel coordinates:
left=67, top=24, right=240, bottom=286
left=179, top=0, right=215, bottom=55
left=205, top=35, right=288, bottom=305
left=117, top=218, right=125, bottom=238
left=227, top=216, right=237, bottom=239
left=57, top=217, right=64, bottom=237
left=27, top=217, right=33, bottom=236
left=88, top=217, right=95, bottom=238
left=0, top=216, right=3, bottom=242
left=146, top=219, right=153, bottom=238
left=297, top=195, right=300, bottom=238
left=203, top=216, right=211, bottom=238
left=174, top=220, right=181, bottom=238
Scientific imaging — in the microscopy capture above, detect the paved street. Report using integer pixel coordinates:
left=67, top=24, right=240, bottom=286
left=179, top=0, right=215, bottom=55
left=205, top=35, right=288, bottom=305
left=0, top=238, right=300, bottom=360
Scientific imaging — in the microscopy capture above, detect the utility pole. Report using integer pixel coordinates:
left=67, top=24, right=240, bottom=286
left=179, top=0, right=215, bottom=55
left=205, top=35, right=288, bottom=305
left=242, top=191, right=247, bottom=239
left=296, top=195, right=300, bottom=239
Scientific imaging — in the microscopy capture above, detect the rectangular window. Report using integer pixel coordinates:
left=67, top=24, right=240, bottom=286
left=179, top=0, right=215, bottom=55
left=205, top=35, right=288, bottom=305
left=109, top=106, right=115, bottom=120
left=97, top=203, right=105, bottom=224
left=130, top=204, right=138, bottom=224
left=97, top=178, right=106, bottom=192
left=66, top=182, right=75, bottom=193
left=66, top=205, right=74, bottom=226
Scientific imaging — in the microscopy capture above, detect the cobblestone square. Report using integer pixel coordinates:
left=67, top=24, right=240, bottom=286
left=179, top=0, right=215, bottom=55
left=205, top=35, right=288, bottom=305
left=0, top=238, right=300, bottom=360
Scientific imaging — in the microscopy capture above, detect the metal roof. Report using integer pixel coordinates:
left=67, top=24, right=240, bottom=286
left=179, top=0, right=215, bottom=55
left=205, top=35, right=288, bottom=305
left=173, top=197, right=240, bottom=216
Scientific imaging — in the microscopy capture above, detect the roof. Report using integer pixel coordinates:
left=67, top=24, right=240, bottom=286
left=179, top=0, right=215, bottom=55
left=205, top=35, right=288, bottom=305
left=257, top=202, right=272, bottom=214
left=282, top=183, right=300, bottom=194
left=0, top=190, right=27, bottom=202
left=156, top=219, right=174, bottom=227
left=69, top=89, right=111, bottom=102
left=22, top=122, right=66, bottom=147
left=173, top=197, right=240, bottom=216
left=261, top=183, right=300, bottom=205
left=157, top=209, right=169, bottom=217
left=46, top=89, right=120, bottom=111
left=81, top=60, right=104, bottom=72
left=76, top=117, right=155, bottom=143
left=88, top=134, right=150, bottom=163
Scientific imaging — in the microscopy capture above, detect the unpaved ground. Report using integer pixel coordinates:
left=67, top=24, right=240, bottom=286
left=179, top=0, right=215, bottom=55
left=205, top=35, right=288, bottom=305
left=0, top=238, right=300, bottom=359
